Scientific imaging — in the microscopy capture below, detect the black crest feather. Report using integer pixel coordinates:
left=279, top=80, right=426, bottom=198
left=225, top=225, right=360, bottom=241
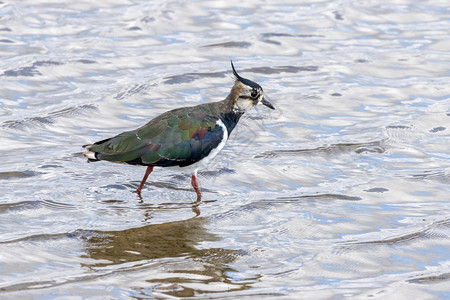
left=230, top=60, right=262, bottom=90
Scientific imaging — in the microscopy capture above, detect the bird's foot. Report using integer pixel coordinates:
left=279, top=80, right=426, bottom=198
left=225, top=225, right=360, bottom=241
left=133, top=188, right=143, bottom=199
left=133, top=166, right=154, bottom=198
left=191, top=174, right=202, bottom=201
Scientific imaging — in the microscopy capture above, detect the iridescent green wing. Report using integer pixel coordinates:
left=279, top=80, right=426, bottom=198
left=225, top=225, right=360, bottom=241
left=88, top=103, right=225, bottom=167
left=137, top=105, right=224, bottom=167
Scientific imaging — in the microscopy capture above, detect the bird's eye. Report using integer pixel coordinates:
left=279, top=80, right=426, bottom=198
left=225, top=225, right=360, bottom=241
left=251, top=88, right=258, bottom=98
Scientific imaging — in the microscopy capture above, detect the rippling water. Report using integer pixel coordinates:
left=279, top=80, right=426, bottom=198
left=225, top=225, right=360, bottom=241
left=1, top=0, right=449, bottom=298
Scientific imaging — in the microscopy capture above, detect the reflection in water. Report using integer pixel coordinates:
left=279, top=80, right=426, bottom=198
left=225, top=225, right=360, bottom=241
left=80, top=217, right=252, bottom=297
left=82, top=217, right=213, bottom=266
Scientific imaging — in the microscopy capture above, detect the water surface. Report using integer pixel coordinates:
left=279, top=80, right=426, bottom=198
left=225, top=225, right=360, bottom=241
left=1, top=0, right=449, bottom=298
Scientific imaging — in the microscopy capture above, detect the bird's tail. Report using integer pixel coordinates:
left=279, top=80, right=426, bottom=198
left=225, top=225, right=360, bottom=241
left=82, top=144, right=100, bottom=161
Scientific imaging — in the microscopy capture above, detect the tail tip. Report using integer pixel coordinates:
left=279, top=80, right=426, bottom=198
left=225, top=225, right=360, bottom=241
left=83, top=151, right=98, bottom=160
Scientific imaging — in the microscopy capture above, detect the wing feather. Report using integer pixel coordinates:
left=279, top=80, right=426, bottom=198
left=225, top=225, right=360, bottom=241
left=84, top=103, right=225, bottom=167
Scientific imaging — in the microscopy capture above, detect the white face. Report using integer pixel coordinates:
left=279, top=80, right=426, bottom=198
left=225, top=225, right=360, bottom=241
left=236, top=97, right=255, bottom=111
left=235, top=85, right=264, bottom=112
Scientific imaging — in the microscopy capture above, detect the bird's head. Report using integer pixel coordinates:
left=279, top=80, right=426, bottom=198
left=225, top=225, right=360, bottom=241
left=228, top=61, right=275, bottom=113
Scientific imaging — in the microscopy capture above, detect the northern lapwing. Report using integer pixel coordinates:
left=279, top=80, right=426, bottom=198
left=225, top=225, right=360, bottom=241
left=83, top=61, right=275, bottom=198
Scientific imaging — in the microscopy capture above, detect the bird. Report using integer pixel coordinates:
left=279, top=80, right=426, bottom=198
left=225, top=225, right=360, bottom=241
left=83, top=61, right=275, bottom=199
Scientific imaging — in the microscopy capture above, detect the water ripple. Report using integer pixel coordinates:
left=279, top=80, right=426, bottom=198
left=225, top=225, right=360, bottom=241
left=255, top=140, right=386, bottom=158
left=0, top=0, right=449, bottom=298
left=2, top=104, right=96, bottom=129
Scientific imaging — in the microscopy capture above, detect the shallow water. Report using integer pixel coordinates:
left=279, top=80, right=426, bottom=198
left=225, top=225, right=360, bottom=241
left=1, top=0, right=449, bottom=298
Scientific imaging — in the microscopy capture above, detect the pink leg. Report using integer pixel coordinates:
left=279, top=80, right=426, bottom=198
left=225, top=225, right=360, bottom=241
left=135, top=166, right=154, bottom=196
left=191, top=174, right=201, bottom=200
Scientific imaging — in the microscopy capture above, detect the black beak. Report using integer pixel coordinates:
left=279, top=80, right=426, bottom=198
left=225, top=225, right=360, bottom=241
left=261, top=96, right=275, bottom=110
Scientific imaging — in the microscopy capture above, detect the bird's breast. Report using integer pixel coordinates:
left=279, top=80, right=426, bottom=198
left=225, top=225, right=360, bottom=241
left=175, top=119, right=229, bottom=174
